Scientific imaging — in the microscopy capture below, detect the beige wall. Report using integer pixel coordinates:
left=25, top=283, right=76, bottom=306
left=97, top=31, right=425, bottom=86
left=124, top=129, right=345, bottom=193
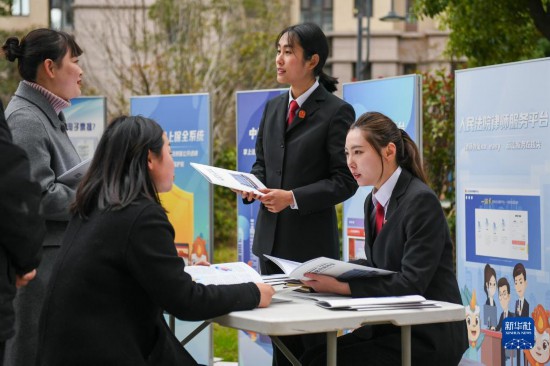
left=0, top=0, right=49, bottom=30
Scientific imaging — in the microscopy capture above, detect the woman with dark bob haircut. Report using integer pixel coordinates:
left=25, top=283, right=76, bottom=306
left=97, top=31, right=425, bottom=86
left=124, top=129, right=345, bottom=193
left=1, top=28, right=83, bottom=366
left=37, top=115, right=274, bottom=365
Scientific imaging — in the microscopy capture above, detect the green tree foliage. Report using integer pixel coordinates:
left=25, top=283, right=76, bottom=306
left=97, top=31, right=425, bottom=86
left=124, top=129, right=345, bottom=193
left=0, top=0, right=12, bottom=16
left=213, top=145, right=238, bottom=248
left=422, top=70, right=456, bottom=240
left=79, top=0, right=288, bottom=248
left=81, top=0, right=286, bottom=153
left=414, top=0, right=550, bottom=66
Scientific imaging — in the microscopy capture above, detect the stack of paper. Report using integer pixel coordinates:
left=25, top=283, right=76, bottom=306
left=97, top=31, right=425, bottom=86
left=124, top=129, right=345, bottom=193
left=261, top=274, right=290, bottom=286
left=314, top=295, right=439, bottom=311
left=287, top=292, right=350, bottom=303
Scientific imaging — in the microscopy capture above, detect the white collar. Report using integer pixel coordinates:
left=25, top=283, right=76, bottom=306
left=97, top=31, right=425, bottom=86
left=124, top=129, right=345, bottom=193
left=372, top=166, right=402, bottom=210
left=288, top=79, right=319, bottom=109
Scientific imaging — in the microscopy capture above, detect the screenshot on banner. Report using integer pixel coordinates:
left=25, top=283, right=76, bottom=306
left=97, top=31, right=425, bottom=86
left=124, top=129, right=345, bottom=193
left=464, top=189, right=541, bottom=270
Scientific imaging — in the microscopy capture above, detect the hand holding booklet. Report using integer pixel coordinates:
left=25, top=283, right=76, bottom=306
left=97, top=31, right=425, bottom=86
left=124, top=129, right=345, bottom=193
left=190, top=162, right=266, bottom=196
left=264, top=254, right=395, bottom=281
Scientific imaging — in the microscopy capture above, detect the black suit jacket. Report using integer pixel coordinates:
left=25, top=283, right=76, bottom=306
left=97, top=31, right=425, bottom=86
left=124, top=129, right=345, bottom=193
left=515, top=298, right=529, bottom=318
left=249, top=85, right=357, bottom=264
left=38, top=199, right=260, bottom=365
left=349, top=169, right=468, bottom=364
left=496, top=310, right=515, bottom=332
left=0, top=100, right=44, bottom=342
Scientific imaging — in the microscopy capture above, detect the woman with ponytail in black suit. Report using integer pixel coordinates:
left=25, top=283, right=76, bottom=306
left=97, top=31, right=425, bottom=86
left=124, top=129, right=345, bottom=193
left=239, top=22, right=358, bottom=365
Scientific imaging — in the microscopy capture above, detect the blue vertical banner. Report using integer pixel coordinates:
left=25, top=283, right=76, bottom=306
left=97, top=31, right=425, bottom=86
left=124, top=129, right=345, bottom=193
left=455, top=58, right=550, bottom=365
left=236, top=88, right=285, bottom=365
left=236, top=89, right=286, bottom=270
left=65, top=96, right=106, bottom=160
left=130, top=93, right=212, bottom=365
left=342, top=75, right=422, bottom=261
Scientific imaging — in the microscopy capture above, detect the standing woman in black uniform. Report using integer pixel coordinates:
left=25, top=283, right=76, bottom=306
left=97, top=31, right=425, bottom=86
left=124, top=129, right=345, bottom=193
left=240, top=23, right=358, bottom=365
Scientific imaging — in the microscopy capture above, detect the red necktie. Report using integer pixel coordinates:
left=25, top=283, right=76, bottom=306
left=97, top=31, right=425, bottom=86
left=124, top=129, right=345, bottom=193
left=375, top=202, right=385, bottom=235
left=287, top=100, right=299, bottom=125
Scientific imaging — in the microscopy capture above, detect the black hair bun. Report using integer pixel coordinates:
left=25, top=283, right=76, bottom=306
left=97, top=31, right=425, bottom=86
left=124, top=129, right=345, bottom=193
left=2, top=37, right=22, bottom=62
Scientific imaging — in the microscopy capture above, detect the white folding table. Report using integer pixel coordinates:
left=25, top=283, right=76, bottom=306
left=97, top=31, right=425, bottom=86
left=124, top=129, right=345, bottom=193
left=203, top=293, right=465, bottom=366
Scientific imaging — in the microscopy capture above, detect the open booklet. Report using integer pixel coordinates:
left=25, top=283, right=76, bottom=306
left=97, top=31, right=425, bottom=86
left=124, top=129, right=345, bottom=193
left=184, top=262, right=263, bottom=285
left=264, top=254, right=395, bottom=281
left=57, top=158, right=92, bottom=186
left=190, top=162, right=266, bottom=196
left=184, top=262, right=291, bottom=303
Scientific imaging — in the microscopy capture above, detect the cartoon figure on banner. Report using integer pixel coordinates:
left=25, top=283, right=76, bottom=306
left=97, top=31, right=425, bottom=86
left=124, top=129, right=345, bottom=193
left=461, top=286, right=485, bottom=361
left=514, top=263, right=530, bottom=317
left=175, top=244, right=190, bottom=265
left=525, top=304, right=550, bottom=366
left=159, top=183, right=195, bottom=264
left=485, top=264, right=498, bottom=307
left=483, top=264, right=499, bottom=329
left=191, top=235, right=208, bottom=264
left=495, top=277, right=515, bottom=366
left=514, top=263, right=529, bottom=366
left=495, top=277, right=515, bottom=331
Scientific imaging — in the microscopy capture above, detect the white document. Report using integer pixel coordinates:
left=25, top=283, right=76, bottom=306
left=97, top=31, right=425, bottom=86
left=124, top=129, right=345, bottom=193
left=184, top=262, right=262, bottom=285
left=264, top=254, right=395, bottom=281
left=287, top=291, right=351, bottom=302
left=190, top=162, right=266, bottom=196
left=343, top=302, right=440, bottom=311
left=57, top=158, right=92, bottom=186
left=315, top=294, right=428, bottom=310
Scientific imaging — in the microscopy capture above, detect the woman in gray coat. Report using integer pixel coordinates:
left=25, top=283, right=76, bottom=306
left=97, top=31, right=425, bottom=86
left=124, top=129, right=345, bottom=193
left=1, top=28, right=83, bottom=366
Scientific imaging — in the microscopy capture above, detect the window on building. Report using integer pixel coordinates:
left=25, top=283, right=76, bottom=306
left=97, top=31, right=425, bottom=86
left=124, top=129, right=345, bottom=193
left=405, top=0, right=418, bottom=32
left=326, top=35, right=333, bottom=59
left=403, top=63, right=418, bottom=75
left=354, top=0, right=373, bottom=18
left=352, top=62, right=371, bottom=81
left=300, top=0, right=333, bottom=31
left=50, top=0, right=74, bottom=30
left=323, top=64, right=333, bottom=79
left=11, top=0, right=30, bottom=16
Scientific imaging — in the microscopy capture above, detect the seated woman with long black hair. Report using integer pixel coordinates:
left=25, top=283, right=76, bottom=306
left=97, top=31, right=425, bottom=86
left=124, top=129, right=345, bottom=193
left=37, top=115, right=274, bottom=365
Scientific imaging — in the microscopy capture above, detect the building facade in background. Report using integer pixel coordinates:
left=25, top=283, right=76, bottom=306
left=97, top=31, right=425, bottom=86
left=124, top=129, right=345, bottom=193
left=292, top=0, right=454, bottom=90
left=0, top=0, right=49, bottom=30
left=1, top=0, right=454, bottom=99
